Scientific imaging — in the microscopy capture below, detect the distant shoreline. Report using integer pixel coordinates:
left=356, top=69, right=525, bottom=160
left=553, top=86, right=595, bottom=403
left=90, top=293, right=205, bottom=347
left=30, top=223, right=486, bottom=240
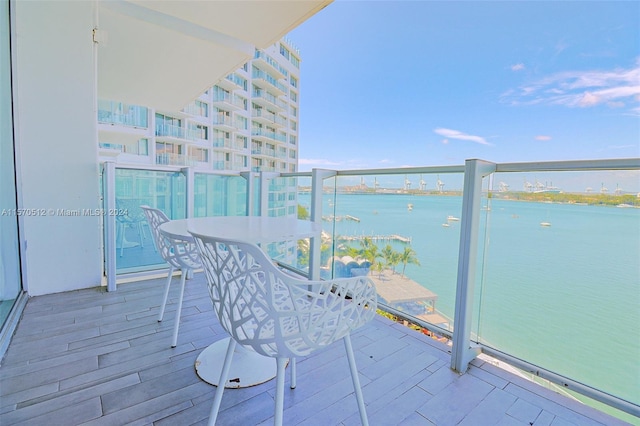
left=298, top=188, right=640, bottom=207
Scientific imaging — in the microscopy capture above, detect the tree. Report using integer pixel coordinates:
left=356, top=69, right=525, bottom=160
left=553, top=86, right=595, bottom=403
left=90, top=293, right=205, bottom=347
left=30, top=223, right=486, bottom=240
left=399, top=246, right=420, bottom=277
left=297, top=204, right=309, bottom=220
left=381, top=244, right=401, bottom=274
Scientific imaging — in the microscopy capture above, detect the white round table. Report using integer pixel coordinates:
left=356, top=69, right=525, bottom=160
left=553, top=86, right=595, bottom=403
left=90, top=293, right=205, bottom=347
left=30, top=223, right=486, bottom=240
left=159, top=216, right=321, bottom=388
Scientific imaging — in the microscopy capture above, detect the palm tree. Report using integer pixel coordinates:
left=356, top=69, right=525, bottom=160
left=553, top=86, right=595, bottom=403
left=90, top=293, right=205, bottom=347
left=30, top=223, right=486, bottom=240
left=358, top=237, right=380, bottom=265
left=381, top=244, right=400, bottom=274
left=399, top=246, right=420, bottom=277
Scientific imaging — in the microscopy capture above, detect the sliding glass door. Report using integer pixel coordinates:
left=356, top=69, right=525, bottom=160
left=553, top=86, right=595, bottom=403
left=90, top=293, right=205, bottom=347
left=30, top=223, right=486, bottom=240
left=0, top=0, right=22, bottom=330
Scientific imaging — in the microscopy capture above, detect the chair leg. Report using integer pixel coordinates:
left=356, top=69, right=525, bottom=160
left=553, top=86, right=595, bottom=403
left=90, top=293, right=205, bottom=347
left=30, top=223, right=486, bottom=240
left=158, top=266, right=174, bottom=322
left=274, top=357, right=287, bottom=426
left=118, top=223, right=124, bottom=257
left=289, top=357, right=296, bottom=389
left=171, top=269, right=187, bottom=348
left=344, top=334, right=369, bottom=426
left=208, top=339, right=237, bottom=426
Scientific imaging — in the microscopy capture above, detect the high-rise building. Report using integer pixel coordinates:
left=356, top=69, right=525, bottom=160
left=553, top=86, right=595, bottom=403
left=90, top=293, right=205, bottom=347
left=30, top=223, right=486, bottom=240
left=98, top=39, right=301, bottom=176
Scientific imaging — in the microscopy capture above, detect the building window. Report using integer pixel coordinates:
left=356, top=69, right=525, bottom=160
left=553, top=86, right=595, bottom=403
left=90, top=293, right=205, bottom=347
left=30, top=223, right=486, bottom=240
left=290, top=76, right=298, bottom=88
left=236, top=115, right=248, bottom=130
left=290, top=91, right=297, bottom=102
left=290, top=135, right=297, bottom=145
left=191, top=147, right=209, bottom=162
left=291, top=55, right=300, bottom=68
left=291, top=106, right=297, bottom=117
left=135, top=138, right=149, bottom=155
left=290, top=120, right=297, bottom=131
left=280, top=43, right=290, bottom=60
left=189, top=123, right=209, bottom=140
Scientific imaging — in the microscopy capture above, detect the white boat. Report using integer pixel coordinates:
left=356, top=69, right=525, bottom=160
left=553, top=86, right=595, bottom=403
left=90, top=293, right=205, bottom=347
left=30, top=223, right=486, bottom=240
left=407, top=203, right=413, bottom=211
left=540, top=222, right=552, bottom=227
left=442, top=223, right=450, bottom=227
left=447, top=215, right=460, bottom=221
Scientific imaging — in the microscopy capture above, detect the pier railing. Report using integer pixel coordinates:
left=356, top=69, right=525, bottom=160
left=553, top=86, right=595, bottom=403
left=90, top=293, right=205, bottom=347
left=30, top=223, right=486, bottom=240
left=102, top=158, right=640, bottom=421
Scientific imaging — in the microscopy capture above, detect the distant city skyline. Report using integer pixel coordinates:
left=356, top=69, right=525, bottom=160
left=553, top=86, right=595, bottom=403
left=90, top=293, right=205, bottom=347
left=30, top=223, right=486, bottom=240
left=288, top=1, right=639, bottom=191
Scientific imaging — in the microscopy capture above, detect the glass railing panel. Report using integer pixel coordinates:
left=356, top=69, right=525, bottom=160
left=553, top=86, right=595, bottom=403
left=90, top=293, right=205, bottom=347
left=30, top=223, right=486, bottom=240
left=114, top=168, right=186, bottom=274
left=297, top=171, right=465, bottom=333
left=264, top=175, right=312, bottom=275
left=98, top=100, right=148, bottom=128
left=474, top=169, right=640, bottom=412
left=193, top=173, right=247, bottom=218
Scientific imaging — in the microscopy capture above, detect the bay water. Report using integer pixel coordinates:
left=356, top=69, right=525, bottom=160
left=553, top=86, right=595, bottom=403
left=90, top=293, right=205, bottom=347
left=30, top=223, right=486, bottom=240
left=301, top=192, right=640, bottom=413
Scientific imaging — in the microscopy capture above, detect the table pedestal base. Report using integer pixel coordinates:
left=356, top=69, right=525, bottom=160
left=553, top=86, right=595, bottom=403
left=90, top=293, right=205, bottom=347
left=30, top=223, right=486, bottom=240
left=195, top=338, right=278, bottom=388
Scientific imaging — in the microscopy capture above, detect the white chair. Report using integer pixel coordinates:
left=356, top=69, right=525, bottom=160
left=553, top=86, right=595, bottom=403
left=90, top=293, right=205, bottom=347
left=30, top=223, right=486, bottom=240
left=190, top=232, right=377, bottom=426
left=116, top=198, right=148, bottom=257
left=141, top=206, right=201, bottom=348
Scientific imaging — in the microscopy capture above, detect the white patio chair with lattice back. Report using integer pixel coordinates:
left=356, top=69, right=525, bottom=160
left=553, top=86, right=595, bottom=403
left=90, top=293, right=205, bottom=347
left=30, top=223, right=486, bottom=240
left=189, top=232, right=377, bottom=426
left=141, top=206, right=201, bottom=348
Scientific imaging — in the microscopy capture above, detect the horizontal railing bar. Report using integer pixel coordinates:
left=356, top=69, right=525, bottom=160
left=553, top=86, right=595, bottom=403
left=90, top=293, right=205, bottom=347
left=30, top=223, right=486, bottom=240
left=495, top=158, right=640, bottom=173
left=480, top=345, right=640, bottom=418
left=331, top=165, right=466, bottom=176
left=378, top=303, right=453, bottom=340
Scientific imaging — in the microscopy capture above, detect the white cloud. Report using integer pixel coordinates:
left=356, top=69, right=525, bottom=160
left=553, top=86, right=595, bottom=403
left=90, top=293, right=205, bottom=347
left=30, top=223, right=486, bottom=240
left=511, top=63, right=525, bottom=71
left=502, top=59, right=640, bottom=114
left=434, top=128, right=492, bottom=146
left=535, top=135, right=552, bottom=141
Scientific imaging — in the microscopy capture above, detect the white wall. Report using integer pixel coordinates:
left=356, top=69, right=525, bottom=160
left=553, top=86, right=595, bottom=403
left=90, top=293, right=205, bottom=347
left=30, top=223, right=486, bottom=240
left=13, top=1, right=102, bottom=295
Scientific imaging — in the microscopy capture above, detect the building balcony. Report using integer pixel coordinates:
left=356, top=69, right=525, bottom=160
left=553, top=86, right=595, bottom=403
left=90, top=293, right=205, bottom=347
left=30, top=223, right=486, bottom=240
left=217, top=73, right=247, bottom=92
left=251, top=127, right=287, bottom=143
left=252, top=68, right=288, bottom=96
left=155, top=123, right=199, bottom=142
left=254, top=49, right=288, bottom=79
left=251, top=88, right=285, bottom=112
left=211, top=115, right=235, bottom=131
left=155, top=152, right=197, bottom=166
left=212, top=93, right=246, bottom=111
left=97, top=101, right=148, bottom=129
left=251, top=109, right=287, bottom=128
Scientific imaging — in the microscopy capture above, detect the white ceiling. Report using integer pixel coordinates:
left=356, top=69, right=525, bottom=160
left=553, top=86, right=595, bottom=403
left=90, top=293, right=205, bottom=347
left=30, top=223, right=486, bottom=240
left=97, top=0, right=331, bottom=111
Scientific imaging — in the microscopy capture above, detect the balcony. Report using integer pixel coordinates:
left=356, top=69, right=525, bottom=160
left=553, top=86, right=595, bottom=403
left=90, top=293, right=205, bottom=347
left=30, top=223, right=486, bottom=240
left=252, top=68, right=288, bottom=96
left=212, top=92, right=246, bottom=111
left=252, top=88, right=285, bottom=112
left=251, top=108, right=287, bottom=128
left=0, top=273, right=629, bottom=425
left=254, top=49, right=288, bottom=79
left=251, top=127, right=287, bottom=143
left=211, top=114, right=235, bottom=132
left=155, top=123, right=199, bottom=142
left=156, top=152, right=196, bottom=167
left=1, top=160, right=638, bottom=425
left=97, top=101, right=148, bottom=129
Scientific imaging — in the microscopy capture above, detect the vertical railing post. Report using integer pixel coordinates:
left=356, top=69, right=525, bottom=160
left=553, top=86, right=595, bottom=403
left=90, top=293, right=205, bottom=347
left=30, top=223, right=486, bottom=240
left=451, top=159, right=496, bottom=373
left=103, top=161, right=117, bottom=292
left=240, top=171, right=253, bottom=216
left=258, top=171, right=279, bottom=217
left=182, top=166, right=194, bottom=218
left=309, top=169, right=337, bottom=280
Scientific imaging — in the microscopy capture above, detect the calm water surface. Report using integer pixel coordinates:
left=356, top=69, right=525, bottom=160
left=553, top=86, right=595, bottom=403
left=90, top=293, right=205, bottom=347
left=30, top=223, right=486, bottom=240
left=301, top=193, right=640, bottom=408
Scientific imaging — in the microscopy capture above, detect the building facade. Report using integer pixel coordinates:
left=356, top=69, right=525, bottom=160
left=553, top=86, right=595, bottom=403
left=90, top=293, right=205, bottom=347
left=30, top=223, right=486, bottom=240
left=98, top=40, right=301, bottom=177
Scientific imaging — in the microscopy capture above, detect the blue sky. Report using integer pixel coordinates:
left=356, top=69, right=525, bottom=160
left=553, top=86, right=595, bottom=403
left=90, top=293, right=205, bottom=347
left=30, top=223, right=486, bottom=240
left=288, top=1, right=640, bottom=185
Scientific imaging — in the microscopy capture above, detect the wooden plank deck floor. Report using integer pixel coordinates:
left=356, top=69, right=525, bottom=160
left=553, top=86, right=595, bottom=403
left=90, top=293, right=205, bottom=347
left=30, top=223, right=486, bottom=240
left=0, top=274, right=630, bottom=426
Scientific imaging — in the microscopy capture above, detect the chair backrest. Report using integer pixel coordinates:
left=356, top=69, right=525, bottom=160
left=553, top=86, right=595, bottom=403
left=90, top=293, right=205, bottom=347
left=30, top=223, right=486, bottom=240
left=190, top=232, right=377, bottom=358
left=141, top=205, right=200, bottom=270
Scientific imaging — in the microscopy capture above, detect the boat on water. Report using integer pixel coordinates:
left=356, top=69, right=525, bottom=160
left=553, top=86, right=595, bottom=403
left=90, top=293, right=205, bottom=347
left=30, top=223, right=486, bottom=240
left=447, top=215, right=460, bottom=221
left=407, top=203, right=413, bottom=211
left=442, top=223, right=450, bottom=227
left=540, top=222, right=552, bottom=227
